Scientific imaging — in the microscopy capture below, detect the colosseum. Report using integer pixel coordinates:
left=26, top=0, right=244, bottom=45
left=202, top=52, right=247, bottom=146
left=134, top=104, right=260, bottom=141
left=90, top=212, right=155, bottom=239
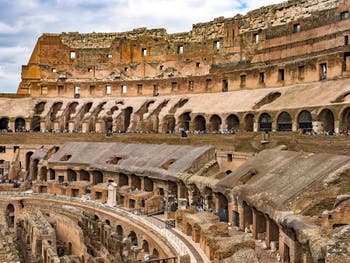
left=0, top=0, right=349, bottom=262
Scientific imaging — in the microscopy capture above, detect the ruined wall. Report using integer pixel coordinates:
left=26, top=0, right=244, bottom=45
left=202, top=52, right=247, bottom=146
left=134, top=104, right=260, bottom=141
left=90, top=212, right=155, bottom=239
left=16, top=0, right=350, bottom=97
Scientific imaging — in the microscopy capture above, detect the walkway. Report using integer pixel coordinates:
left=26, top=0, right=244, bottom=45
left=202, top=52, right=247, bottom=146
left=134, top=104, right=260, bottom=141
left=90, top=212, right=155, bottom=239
left=0, top=192, right=209, bottom=263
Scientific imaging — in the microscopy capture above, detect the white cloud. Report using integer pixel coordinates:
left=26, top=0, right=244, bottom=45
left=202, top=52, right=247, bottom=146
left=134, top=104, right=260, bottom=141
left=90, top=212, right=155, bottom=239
left=0, top=0, right=284, bottom=93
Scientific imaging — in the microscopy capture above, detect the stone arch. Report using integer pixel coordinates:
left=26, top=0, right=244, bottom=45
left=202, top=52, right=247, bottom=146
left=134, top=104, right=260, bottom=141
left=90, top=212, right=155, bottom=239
left=130, top=174, right=141, bottom=190
left=116, top=225, right=123, bottom=241
left=217, top=192, right=228, bottom=222
left=226, top=114, right=240, bottom=132
left=92, top=171, right=103, bottom=185
left=123, top=107, right=133, bottom=132
left=15, top=117, right=26, bottom=132
left=49, top=169, right=55, bottom=180
left=163, top=115, right=176, bottom=133
left=277, top=112, right=292, bottom=131
left=67, top=169, right=77, bottom=182
left=144, top=177, right=154, bottom=192
left=142, top=240, right=149, bottom=253
left=80, top=170, right=90, bottom=181
left=34, top=101, right=46, bottom=115
left=119, top=173, right=128, bottom=186
left=318, top=109, right=335, bottom=133
left=128, top=231, right=138, bottom=246
left=258, top=113, right=272, bottom=132
left=209, top=114, right=221, bottom=132
left=193, top=115, right=206, bottom=131
left=152, top=248, right=159, bottom=258
left=39, top=166, right=48, bottom=181
left=186, top=223, right=192, bottom=236
left=31, top=116, right=41, bottom=132
left=32, top=159, right=39, bottom=181
left=105, top=117, right=113, bottom=132
left=6, top=204, right=15, bottom=228
left=0, top=117, right=9, bottom=131
left=297, top=110, right=312, bottom=132
left=341, top=107, right=350, bottom=131
left=243, top=201, right=253, bottom=229
left=178, top=112, right=191, bottom=131
left=244, top=113, right=254, bottom=132
left=25, top=151, right=34, bottom=172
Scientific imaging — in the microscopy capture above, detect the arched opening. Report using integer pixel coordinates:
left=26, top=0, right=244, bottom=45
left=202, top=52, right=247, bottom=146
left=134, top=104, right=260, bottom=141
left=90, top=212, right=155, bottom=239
left=80, top=170, right=90, bottom=181
left=178, top=112, right=191, bottom=131
left=92, top=171, right=103, bottom=185
left=49, top=169, right=55, bottom=180
left=68, top=242, right=72, bottom=255
left=209, top=115, right=221, bottom=133
left=49, top=102, right=63, bottom=129
left=193, top=115, right=206, bottom=132
left=67, top=169, right=77, bottom=182
left=116, top=225, right=123, bottom=241
left=31, top=116, right=41, bottom=132
left=130, top=174, right=141, bottom=190
left=128, top=231, right=138, bottom=246
left=144, top=177, right=154, bottom=192
left=105, top=117, right=113, bottom=132
left=0, top=118, right=9, bottom=131
left=277, top=112, right=292, bottom=131
left=123, top=107, right=133, bottom=132
left=163, top=115, right=176, bottom=133
left=217, top=193, right=228, bottom=222
left=226, top=114, right=239, bottom=133
left=258, top=113, right=272, bottom=132
left=25, top=152, right=33, bottom=172
left=244, top=114, right=254, bottom=132
left=105, top=219, right=111, bottom=226
left=65, top=102, right=79, bottom=130
left=186, top=223, right=192, bottom=236
left=6, top=204, right=15, bottom=228
left=298, top=110, right=312, bottom=132
left=142, top=240, right=149, bottom=253
left=152, top=248, right=159, bottom=258
left=15, top=118, right=26, bottom=132
left=318, top=109, right=334, bottom=133
left=243, top=201, right=253, bottom=229
left=39, top=166, right=48, bottom=181
left=34, top=102, right=46, bottom=115
left=341, top=107, right=350, bottom=131
left=119, top=173, right=128, bottom=186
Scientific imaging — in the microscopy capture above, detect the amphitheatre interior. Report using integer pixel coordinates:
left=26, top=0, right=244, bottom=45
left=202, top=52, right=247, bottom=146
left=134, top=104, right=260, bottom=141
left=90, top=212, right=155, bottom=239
left=0, top=0, right=350, bottom=262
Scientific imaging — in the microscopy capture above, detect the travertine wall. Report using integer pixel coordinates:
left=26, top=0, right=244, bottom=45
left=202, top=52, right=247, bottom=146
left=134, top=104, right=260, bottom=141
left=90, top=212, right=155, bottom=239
left=16, top=0, right=350, bottom=98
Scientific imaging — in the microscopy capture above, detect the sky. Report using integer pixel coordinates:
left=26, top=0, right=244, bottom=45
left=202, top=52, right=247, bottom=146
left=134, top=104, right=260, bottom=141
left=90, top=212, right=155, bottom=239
left=0, top=0, right=282, bottom=93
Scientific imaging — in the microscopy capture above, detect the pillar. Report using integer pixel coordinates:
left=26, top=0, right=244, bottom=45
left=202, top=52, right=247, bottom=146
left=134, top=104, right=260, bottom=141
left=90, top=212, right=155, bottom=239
left=252, top=208, right=266, bottom=240
left=265, top=216, right=279, bottom=249
left=82, top=122, right=89, bottom=133
left=253, top=121, right=258, bottom=132
left=238, top=204, right=245, bottom=231
left=68, top=122, right=75, bottom=132
left=95, top=122, right=103, bottom=133
left=107, top=183, right=117, bottom=207
left=40, top=121, right=46, bottom=132
left=334, top=120, right=340, bottom=134
left=8, top=120, right=15, bottom=132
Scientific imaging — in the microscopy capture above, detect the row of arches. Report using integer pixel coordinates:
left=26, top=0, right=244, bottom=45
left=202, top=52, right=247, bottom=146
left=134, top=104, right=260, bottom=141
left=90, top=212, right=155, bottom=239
left=0, top=117, right=26, bottom=131
left=2, top=107, right=350, bottom=134
left=178, top=108, right=340, bottom=133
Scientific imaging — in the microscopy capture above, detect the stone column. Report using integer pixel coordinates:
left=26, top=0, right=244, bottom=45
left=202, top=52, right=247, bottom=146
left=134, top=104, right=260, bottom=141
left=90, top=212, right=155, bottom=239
left=82, top=122, right=89, bottom=133
left=107, top=183, right=117, bottom=206
left=253, top=121, right=258, bottom=132
left=40, top=121, right=46, bottom=132
left=68, top=122, right=75, bottom=132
